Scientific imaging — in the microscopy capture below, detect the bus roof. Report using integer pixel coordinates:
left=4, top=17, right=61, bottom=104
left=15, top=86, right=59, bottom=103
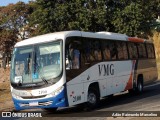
left=15, top=31, right=81, bottom=47
left=15, top=31, right=152, bottom=47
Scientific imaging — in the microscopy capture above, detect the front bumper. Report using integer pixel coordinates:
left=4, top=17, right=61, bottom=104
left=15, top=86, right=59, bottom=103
left=12, top=89, right=68, bottom=110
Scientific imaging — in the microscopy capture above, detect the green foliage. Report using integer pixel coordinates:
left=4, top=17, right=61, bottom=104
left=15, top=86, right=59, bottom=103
left=0, top=2, right=34, bottom=39
left=0, top=2, right=34, bottom=54
left=29, top=0, right=57, bottom=35
left=29, top=0, right=109, bottom=35
left=30, top=0, right=160, bottom=37
left=0, top=29, right=17, bottom=53
left=112, top=0, right=160, bottom=37
left=1, top=0, right=160, bottom=40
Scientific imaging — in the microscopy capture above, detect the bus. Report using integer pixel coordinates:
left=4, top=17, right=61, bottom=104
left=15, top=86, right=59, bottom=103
left=10, top=31, right=158, bottom=111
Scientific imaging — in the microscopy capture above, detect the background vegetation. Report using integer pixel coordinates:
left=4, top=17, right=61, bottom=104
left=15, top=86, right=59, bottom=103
left=0, top=0, right=160, bottom=63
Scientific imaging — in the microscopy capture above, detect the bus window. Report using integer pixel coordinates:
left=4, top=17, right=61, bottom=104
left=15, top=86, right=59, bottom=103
left=146, top=44, right=155, bottom=59
left=93, top=40, right=102, bottom=61
left=83, top=38, right=102, bottom=62
left=117, top=42, right=128, bottom=60
left=122, top=42, right=128, bottom=59
left=128, top=42, right=138, bottom=59
left=151, top=44, right=155, bottom=58
left=137, top=43, right=147, bottom=58
left=146, top=44, right=152, bottom=58
left=73, top=49, right=80, bottom=69
left=84, top=39, right=93, bottom=62
left=110, top=42, right=117, bottom=60
left=102, top=40, right=110, bottom=60
left=66, top=39, right=81, bottom=69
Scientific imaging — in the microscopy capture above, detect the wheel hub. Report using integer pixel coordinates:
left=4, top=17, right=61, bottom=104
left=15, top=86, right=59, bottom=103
left=88, top=93, right=96, bottom=104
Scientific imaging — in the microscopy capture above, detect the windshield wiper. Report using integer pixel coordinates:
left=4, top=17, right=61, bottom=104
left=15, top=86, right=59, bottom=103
left=41, top=77, right=48, bottom=85
left=33, top=51, right=48, bottom=85
left=36, top=64, right=49, bottom=85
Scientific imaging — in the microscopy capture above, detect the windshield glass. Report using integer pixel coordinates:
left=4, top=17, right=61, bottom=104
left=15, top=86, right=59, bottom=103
left=10, top=41, right=62, bottom=85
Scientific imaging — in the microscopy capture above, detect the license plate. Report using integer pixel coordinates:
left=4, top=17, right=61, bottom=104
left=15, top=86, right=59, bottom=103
left=29, top=101, right=38, bottom=106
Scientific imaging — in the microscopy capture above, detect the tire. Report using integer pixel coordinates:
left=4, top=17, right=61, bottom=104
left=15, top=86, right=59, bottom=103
left=42, top=107, right=58, bottom=112
left=85, top=88, right=99, bottom=110
left=129, top=80, right=143, bottom=95
left=136, top=80, right=143, bottom=93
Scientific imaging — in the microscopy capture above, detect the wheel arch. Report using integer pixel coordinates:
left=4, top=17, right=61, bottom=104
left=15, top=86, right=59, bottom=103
left=84, top=82, right=100, bottom=102
left=88, top=82, right=100, bottom=96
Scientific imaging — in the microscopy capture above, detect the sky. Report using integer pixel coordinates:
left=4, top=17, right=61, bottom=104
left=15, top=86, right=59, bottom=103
left=0, top=0, right=30, bottom=6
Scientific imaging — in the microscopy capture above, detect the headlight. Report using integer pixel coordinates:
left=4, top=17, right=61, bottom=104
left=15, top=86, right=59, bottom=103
left=12, top=93, right=22, bottom=99
left=47, top=86, right=64, bottom=97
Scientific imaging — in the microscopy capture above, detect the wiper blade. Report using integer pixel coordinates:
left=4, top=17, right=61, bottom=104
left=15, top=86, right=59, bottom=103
left=36, top=65, right=48, bottom=85
left=41, top=77, right=48, bottom=85
left=35, top=59, right=49, bottom=85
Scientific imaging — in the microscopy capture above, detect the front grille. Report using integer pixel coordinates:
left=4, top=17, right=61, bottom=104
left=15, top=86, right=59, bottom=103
left=21, top=95, right=46, bottom=99
left=20, top=101, right=53, bottom=107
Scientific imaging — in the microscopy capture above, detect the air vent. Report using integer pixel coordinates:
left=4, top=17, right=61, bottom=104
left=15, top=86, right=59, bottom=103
left=21, top=95, right=46, bottom=99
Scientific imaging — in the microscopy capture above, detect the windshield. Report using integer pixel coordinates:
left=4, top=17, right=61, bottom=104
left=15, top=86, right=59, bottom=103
left=10, top=41, right=62, bottom=85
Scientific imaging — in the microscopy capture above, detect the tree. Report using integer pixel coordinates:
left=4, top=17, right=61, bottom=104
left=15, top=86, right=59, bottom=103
left=112, top=0, right=160, bottom=37
left=0, top=2, right=34, bottom=67
left=29, top=0, right=57, bottom=35
left=0, top=29, right=17, bottom=68
left=77, top=0, right=109, bottom=32
left=30, top=0, right=110, bottom=35
left=30, top=0, right=160, bottom=38
left=0, top=2, right=34, bottom=40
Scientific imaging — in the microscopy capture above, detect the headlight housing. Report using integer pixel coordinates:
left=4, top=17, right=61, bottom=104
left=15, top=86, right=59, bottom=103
left=12, top=93, right=22, bottom=99
left=47, top=86, right=64, bottom=97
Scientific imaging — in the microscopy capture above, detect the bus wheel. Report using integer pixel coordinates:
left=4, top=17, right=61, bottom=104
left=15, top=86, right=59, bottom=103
left=136, top=80, right=143, bottom=93
left=86, top=88, right=99, bottom=110
left=43, top=107, right=58, bottom=112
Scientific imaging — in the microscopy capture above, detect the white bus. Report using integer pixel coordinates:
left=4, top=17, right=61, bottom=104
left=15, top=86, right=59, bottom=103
left=10, top=31, right=158, bottom=111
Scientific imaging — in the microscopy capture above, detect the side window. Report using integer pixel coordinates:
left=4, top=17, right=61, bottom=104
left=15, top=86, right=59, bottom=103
left=146, top=44, right=152, bottom=58
left=102, top=40, right=110, bottom=60
left=83, top=39, right=94, bottom=62
left=117, top=41, right=128, bottom=60
left=92, top=40, right=102, bottom=61
left=83, top=38, right=102, bottom=62
left=137, top=43, right=147, bottom=58
left=128, top=42, right=138, bottom=59
left=66, top=37, right=81, bottom=69
left=151, top=44, right=155, bottom=58
left=122, top=42, right=128, bottom=59
left=146, top=44, right=155, bottom=59
left=109, top=42, right=117, bottom=60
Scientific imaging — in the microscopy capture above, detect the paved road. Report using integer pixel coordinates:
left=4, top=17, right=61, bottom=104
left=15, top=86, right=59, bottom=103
left=16, top=80, right=160, bottom=120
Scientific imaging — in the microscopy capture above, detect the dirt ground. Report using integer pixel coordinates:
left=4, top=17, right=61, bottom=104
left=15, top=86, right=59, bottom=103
left=0, top=68, right=14, bottom=111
